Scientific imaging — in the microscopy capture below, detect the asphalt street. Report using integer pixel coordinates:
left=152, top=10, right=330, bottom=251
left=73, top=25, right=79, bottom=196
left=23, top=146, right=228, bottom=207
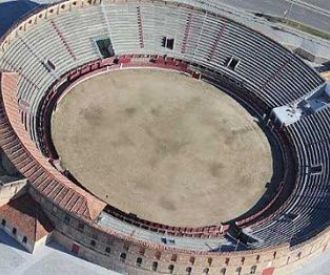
left=218, top=0, right=330, bottom=33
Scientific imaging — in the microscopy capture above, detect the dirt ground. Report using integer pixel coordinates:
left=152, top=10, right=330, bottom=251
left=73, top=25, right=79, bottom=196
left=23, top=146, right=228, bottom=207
left=51, top=69, right=272, bottom=227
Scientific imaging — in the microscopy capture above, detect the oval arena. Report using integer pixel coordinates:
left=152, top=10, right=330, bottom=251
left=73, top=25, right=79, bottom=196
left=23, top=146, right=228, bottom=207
left=51, top=68, right=273, bottom=227
left=0, top=0, right=330, bottom=275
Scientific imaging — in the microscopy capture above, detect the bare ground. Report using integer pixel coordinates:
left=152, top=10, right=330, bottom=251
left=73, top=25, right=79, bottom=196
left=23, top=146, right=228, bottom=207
left=51, top=69, right=272, bottom=227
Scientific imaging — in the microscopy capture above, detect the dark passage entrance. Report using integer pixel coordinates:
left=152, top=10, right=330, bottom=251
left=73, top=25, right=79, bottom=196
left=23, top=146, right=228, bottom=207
left=96, top=38, right=114, bottom=58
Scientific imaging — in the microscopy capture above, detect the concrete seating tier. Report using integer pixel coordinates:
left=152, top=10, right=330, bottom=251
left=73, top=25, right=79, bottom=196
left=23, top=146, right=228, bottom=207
left=0, top=0, right=328, bottom=250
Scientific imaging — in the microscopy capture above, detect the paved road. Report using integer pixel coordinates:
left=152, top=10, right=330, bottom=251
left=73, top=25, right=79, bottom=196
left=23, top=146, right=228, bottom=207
left=0, top=230, right=117, bottom=275
left=217, top=0, right=330, bottom=34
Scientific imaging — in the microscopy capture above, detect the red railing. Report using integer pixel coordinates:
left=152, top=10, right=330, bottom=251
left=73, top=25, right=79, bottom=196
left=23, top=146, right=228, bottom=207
left=36, top=54, right=288, bottom=238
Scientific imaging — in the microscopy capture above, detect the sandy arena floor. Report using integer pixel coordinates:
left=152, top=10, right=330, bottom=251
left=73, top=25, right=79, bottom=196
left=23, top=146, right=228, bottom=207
left=51, top=69, right=272, bottom=227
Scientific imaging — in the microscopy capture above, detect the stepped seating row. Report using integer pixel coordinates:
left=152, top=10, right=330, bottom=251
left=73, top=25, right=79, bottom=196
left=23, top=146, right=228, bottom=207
left=0, top=72, right=105, bottom=220
left=0, top=0, right=328, bottom=248
left=0, top=1, right=324, bottom=149
left=251, top=109, right=330, bottom=246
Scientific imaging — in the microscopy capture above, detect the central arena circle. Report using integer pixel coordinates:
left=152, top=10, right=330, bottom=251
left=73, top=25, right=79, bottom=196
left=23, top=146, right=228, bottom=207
left=51, top=69, right=272, bottom=227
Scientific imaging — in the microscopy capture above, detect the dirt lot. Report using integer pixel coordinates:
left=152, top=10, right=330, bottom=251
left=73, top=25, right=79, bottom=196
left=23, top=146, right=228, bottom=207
left=51, top=69, right=272, bottom=227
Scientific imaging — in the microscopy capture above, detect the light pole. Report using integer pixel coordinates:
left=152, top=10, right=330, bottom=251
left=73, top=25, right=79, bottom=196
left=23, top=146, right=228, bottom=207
left=284, top=0, right=295, bottom=24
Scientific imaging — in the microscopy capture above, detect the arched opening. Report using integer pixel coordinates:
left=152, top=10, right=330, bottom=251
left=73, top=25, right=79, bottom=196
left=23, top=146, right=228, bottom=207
left=250, top=265, right=257, bottom=274
left=186, top=266, right=192, bottom=275
left=220, top=267, right=227, bottom=275
left=189, top=256, right=195, bottom=265
left=120, top=252, right=126, bottom=263
left=152, top=261, right=158, bottom=271
left=136, top=257, right=142, bottom=267
left=208, top=257, right=213, bottom=266
left=90, top=240, right=96, bottom=247
left=203, top=267, right=209, bottom=274
left=168, top=264, right=174, bottom=274
left=241, top=257, right=245, bottom=264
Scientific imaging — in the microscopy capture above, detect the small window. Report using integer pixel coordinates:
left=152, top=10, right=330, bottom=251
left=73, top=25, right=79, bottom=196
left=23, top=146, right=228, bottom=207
left=152, top=261, right=158, bottom=271
left=207, top=257, right=212, bottom=266
left=186, top=267, right=192, bottom=274
left=241, top=257, right=245, bottom=264
left=78, top=222, right=85, bottom=232
left=256, top=255, right=260, bottom=262
left=189, top=256, right=195, bottom=265
left=171, top=254, right=177, bottom=262
left=203, top=267, right=209, bottom=274
left=226, top=57, right=240, bottom=70
left=136, top=257, right=142, bottom=267
left=22, top=236, right=27, bottom=243
left=90, top=240, right=96, bottom=247
left=105, top=247, right=111, bottom=253
left=250, top=265, right=257, bottom=274
left=273, top=251, right=277, bottom=259
left=220, top=268, right=227, bottom=275
left=64, top=215, right=70, bottom=224
left=168, top=264, right=174, bottom=274
left=236, top=267, right=242, bottom=275
left=1, top=219, right=6, bottom=226
left=225, top=258, right=230, bottom=265
left=297, top=252, right=302, bottom=258
left=12, top=227, right=17, bottom=235
left=120, top=253, right=126, bottom=263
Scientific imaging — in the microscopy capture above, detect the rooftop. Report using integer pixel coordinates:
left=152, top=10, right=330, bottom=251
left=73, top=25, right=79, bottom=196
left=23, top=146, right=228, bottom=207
left=0, top=194, right=54, bottom=242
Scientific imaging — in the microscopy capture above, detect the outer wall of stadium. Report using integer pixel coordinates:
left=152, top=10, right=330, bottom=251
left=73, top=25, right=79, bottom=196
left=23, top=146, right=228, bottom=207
left=1, top=0, right=330, bottom=274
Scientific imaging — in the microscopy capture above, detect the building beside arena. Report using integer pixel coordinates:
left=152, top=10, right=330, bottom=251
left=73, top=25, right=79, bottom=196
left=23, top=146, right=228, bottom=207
left=0, top=0, right=330, bottom=274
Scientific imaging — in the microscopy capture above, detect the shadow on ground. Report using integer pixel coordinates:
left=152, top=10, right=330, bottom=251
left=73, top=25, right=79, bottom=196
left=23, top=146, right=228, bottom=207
left=0, top=228, right=29, bottom=253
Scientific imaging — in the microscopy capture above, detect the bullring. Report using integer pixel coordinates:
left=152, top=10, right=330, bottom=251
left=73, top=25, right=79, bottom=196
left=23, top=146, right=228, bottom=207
left=0, top=0, right=329, bottom=274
